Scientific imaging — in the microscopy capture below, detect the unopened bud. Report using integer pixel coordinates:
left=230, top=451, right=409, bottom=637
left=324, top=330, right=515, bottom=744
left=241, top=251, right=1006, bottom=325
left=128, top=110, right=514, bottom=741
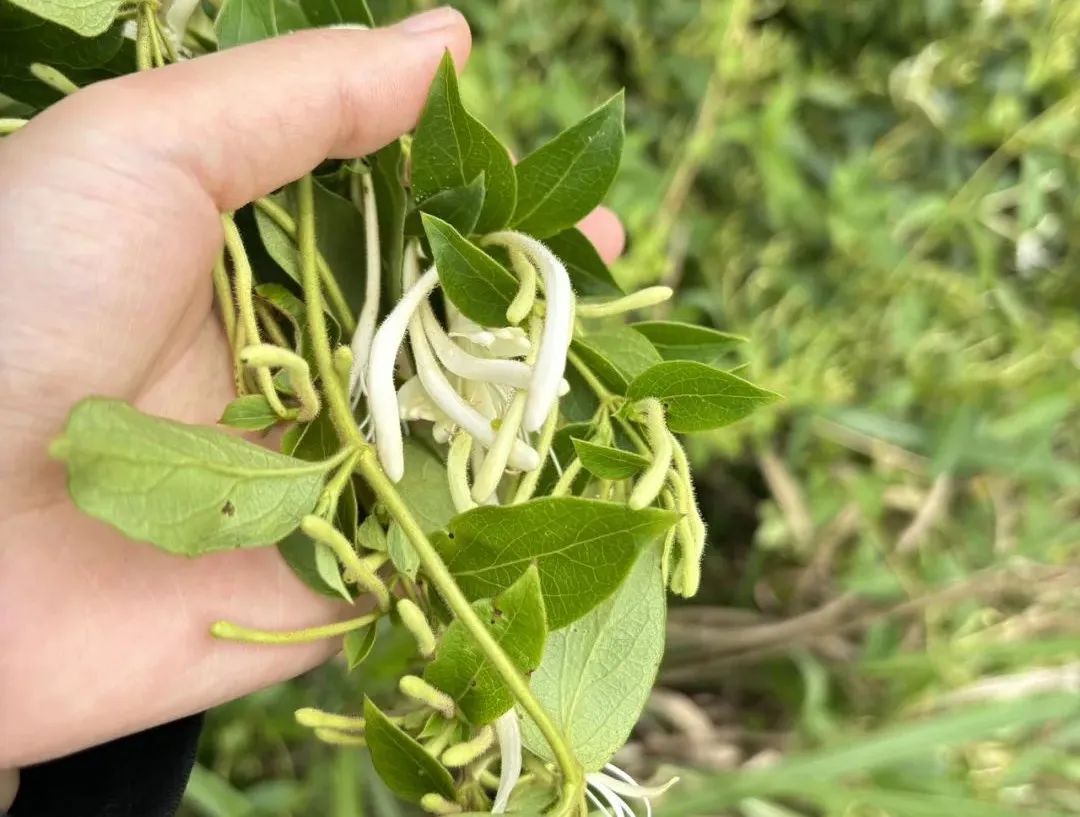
left=420, top=793, right=461, bottom=815
left=398, top=599, right=437, bottom=658
left=442, top=726, right=494, bottom=767
left=400, top=676, right=455, bottom=719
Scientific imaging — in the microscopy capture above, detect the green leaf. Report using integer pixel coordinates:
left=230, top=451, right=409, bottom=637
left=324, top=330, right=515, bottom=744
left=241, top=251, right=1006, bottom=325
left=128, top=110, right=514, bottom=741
left=8, top=0, right=125, bottom=36
left=425, top=567, right=547, bottom=725
left=512, top=92, right=625, bottom=238
left=435, top=497, right=677, bottom=629
left=281, top=409, right=339, bottom=462
left=522, top=546, right=665, bottom=771
left=278, top=531, right=352, bottom=602
left=371, top=141, right=407, bottom=308
left=560, top=366, right=600, bottom=423
left=343, top=624, right=377, bottom=670
left=412, top=52, right=516, bottom=233
left=183, top=765, right=256, bottom=817
left=363, top=697, right=456, bottom=804
left=297, top=0, right=373, bottom=27
left=571, top=438, right=650, bottom=480
left=629, top=321, right=746, bottom=367
left=356, top=514, right=386, bottom=551
left=385, top=437, right=454, bottom=579
left=55, top=399, right=327, bottom=556
left=386, top=522, right=419, bottom=580
left=413, top=173, right=486, bottom=237
left=545, top=227, right=621, bottom=296
left=398, top=440, right=458, bottom=532
left=0, top=4, right=127, bottom=108
left=356, top=513, right=387, bottom=552
left=254, top=181, right=367, bottom=317
left=422, top=213, right=518, bottom=327
left=626, top=361, right=781, bottom=432
left=215, top=0, right=309, bottom=47
left=571, top=327, right=663, bottom=394
left=276, top=409, right=354, bottom=600
left=534, top=421, right=593, bottom=496
left=219, top=395, right=279, bottom=432
left=254, top=282, right=339, bottom=374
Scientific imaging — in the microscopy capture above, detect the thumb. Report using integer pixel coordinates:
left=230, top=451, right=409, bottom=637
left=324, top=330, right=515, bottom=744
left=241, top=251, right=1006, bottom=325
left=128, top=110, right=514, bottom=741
left=16, top=7, right=471, bottom=211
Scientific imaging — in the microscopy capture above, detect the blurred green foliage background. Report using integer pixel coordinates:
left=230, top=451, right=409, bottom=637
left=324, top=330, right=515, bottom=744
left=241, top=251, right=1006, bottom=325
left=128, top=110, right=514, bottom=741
left=182, top=1, right=1080, bottom=815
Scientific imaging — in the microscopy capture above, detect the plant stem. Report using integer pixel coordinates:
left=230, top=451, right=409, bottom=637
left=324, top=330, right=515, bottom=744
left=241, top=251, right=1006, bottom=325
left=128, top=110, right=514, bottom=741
left=551, top=458, right=583, bottom=497
left=221, top=214, right=291, bottom=419
left=254, top=197, right=356, bottom=335
left=135, top=6, right=153, bottom=71
left=295, top=175, right=583, bottom=812
left=255, top=301, right=289, bottom=348
left=211, top=252, right=237, bottom=348
left=567, top=347, right=613, bottom=407
left=144, top=4, right=164, bottom=67
left=511, top=405, right=558, bottom=503
left=0, top=118, right=28, bottom=135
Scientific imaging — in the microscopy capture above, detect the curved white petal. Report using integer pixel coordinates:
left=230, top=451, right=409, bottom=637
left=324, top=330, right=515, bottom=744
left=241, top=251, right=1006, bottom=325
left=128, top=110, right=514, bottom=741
left=585, top=789, right=615, bottom=817
left=448, top=312, right=531, bottom=357
left=491, top=711, right=522, bottom=814
left=348, top=172, right=382, bottom=403
left=367, top=258, right=439, bottom=482
left=485, top=233, right=575, bottom=431
left=410, top=290, right=540, bottom=473
left=588, top=778, right=635, bottom=817
left=421, top=303, right=535, bottom=389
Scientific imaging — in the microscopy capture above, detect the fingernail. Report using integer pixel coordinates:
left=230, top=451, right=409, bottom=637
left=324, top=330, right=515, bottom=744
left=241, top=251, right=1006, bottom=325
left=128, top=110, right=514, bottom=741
left=395, top=6, right=460, bottom=34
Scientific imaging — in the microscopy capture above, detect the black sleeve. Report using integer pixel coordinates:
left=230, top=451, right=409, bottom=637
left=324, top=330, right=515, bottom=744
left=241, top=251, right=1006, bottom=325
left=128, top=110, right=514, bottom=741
left=7, top=714, right=203, bottom=817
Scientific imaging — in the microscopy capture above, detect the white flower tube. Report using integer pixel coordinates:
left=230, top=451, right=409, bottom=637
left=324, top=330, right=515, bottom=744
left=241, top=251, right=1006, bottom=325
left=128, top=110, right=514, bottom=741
left=423, top=303, right=570, bottom=396
left=409, top=296, right=540, bottom=473
left=366, top=263, right=439, bottom=482
left=421, top=303, right=534, bottom=389
left=485, top=232, right=576, bottom=432
left=491, top=711, right=522, bottom=813
left=348, top=171, right=382, bottom=405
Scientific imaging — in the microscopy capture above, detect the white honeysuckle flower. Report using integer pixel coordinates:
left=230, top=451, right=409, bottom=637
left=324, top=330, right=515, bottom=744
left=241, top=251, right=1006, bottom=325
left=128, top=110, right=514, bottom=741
left=421, top=302, right=536, bottom=390
left=397, top=376, right=449, bottom=425
left=407, top=291, right=541, bottom=473
left=367, top=253, right=440, bottom=482
left=488, top=711, right=677, bottom=816
left=491, top=711, right=522, bottom=813
left=448, top=311, right=532, bottom=358
left=585, top=765, right=679, bottom=817
left=348, top=171, right=383, bottom=404
left=484, top=232, right=576, bottom=432
left=163, top=0, right=200, bottom=45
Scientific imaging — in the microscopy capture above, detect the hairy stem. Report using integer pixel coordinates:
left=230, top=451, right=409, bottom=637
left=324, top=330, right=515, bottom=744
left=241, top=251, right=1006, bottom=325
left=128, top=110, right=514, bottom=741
left=294, top=174, right=583, bottom=811
left=135, top=5, right=153, bottom=71
left=211, top=252, right=237, bottom=348
left=221, top=214, right=291, bottom=419
left=254, top=196, right=356, bottom=335
left=512, top=405, right=559, bottom=504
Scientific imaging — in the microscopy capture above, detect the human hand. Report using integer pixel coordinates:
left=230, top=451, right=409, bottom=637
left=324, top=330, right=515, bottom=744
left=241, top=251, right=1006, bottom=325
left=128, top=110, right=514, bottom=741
left=0, top=7, right=624, bottom=769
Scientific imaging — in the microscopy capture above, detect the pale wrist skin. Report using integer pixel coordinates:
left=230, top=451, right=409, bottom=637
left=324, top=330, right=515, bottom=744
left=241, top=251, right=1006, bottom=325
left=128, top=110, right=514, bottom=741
left=0, top=6, right=625, bottom=772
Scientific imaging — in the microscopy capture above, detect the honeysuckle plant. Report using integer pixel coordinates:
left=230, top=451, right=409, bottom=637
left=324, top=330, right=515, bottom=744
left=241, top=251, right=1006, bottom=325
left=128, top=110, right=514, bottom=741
left=3, top=1, right=778, bottom=814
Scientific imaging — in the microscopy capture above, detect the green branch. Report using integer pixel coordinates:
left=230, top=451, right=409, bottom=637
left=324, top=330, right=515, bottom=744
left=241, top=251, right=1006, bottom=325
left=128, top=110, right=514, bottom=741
left=294, top=175, right=583, bottom=813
